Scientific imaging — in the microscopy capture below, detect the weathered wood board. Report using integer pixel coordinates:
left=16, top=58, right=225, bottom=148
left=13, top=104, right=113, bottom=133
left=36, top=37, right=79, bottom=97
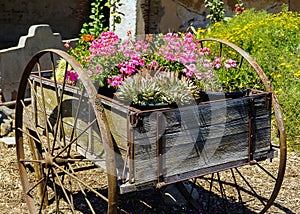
left=130, top=93, right=271, bottom=185
left=28, top=75, right=272, bottom=193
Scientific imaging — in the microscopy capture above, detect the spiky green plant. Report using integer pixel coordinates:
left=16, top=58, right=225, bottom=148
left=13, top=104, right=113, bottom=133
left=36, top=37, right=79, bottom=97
left=115, top=71, right=200, bottom=106
left=115, top=72, right=161, bottom=105
left=156, top=71, right=199, bottom=105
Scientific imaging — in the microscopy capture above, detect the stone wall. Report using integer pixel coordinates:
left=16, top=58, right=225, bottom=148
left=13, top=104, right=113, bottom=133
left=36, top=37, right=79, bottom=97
left=0, top=0, right=91, bottom=49
left=113, top=0, right=298, bottom=38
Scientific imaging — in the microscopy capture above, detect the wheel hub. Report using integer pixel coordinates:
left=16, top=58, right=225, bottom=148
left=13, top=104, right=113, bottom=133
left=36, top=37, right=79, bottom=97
left=44, top=153, right=54, bottom=168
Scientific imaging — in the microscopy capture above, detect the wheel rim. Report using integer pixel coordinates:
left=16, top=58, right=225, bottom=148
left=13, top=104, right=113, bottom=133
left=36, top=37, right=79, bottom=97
left=177, top=39, right=287, bottom=213
left=15, top=49, right=117, bottom=213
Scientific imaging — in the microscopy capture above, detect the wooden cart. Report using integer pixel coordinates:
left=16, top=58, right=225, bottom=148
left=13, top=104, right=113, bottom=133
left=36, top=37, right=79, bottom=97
left=15, top=39, right=286, bottom=213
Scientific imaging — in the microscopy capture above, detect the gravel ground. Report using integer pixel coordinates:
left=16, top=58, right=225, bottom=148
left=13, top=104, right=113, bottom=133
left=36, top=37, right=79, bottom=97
left=0, top=139, right=299, bottom=214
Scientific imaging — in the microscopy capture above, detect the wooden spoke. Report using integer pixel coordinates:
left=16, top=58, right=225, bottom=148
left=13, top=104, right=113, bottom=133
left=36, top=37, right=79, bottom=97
left=67, top=163, right=97, bottom=214
left=235, top=167, right=267, bottom=206
left=36, top=61, right=51, bottom=151
left=256, top=162, right=277, bottom=181
left=53, top=118, right=97, bottom=160
left=16, top=49, right=116, bottom=213
left=52, top=168, right=75, bottom=213
left=53, top=162, right=109, bottom=203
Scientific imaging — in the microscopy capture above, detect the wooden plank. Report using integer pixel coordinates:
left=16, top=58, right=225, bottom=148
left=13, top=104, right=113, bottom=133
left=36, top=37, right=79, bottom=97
left=132, top=93, right=271, bottom=184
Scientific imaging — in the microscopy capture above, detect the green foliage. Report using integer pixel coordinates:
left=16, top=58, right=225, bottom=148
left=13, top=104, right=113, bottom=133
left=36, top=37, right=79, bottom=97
left=204, top=0, right=225, bottom=25
left=67, top=39, right=91, bottom=68
left=81, top=0, right=109, bottom=38
left=216, top=62, right=262, bottom=92
left=69, top=0, right=124, bottom=66
left=80, top=0, right=124, bottom=37
left=53, top=58, right=71, bottom=82
left=195, top=8, right=300, bottom=149
left=106, top=0, right=124, bottom=31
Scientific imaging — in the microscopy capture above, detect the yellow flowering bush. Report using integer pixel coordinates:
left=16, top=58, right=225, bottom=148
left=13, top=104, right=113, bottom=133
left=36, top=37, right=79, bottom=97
left=195, top=8, right=300, bottom=149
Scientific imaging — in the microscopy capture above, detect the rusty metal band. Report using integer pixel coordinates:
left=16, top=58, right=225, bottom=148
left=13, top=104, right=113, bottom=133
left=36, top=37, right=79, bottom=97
left=156, top=112, right=164, bottom=183
left=127, top=112, right=135, bottom=184
left=248, top=98, right=255, bottom=163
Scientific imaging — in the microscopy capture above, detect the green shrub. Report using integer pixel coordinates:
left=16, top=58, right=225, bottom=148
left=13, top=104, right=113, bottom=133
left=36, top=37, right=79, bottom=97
left=204, top=0, right=225, bottom=25
left=80, top=0, right=109, bottom=38
left=66, top=0, right=124, bottom=67
left=195, top=8, right=300, bottom=150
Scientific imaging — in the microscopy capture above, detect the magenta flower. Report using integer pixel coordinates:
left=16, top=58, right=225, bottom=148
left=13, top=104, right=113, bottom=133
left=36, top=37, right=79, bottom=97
left=108, top=75, right=123, bottom=87
left=149, top=61, right=158, bottom=69
left=66, top=70, right=79, bottom=82
left=120, top=62, right=136, bottom=75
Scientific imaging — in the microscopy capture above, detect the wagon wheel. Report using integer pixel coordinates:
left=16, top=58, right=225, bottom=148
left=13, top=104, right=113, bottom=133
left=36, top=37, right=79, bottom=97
left=177, top=38, right=287, bottom=213
left=15, top=49, right=118, bottom=214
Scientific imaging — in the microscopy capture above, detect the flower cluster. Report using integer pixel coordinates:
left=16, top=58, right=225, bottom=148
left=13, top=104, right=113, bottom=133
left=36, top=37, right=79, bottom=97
left=85, top=31, right=236, bottom=92
left=81, top=34, right=95, bottom=42
left=66, top=70, right=79, bottom=82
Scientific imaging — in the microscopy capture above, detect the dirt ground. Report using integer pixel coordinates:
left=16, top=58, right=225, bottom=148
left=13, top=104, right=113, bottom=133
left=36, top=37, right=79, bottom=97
left=0, top=139, right=299, bottom=214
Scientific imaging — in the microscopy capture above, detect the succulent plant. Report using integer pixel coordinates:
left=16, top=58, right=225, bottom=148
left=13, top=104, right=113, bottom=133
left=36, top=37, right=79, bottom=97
left=156, top=71, right=199, bottom=105
left=115, top=70, right=200, bottom=106
left=115, top=72, right=162, bottom=105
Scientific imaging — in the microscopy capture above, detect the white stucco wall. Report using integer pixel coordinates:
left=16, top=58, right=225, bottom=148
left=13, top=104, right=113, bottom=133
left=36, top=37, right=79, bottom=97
left=0, top=25, right=64, bottom=101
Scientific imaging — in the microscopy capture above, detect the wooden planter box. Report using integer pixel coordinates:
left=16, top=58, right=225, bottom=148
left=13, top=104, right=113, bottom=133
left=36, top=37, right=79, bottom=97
left=28, top=75, right=272, bottom=194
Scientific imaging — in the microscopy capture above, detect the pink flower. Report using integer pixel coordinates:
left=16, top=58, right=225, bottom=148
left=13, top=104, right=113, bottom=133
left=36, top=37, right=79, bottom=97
left=183, top=68, right=194, bottom=78
left=214, top=57, right=221, bottom=64
left=215, top=63, right=222, bottom=69
left=135, top=40, right=150, bottom=53
left=184, top=32, right=194, bottom=43
left=225, top=63, right=232, bottom=69
left=86, top=32, right=225, bottom=90
left=64, top=41, right=71, bottom=49
left=149, top=61, right=158, bottom=69
left=214, top=58, right=222, bottom=69
left=183, top=64, right=198, bottom=78
left=164, top=52, right=176, bottom=61
left=108, top=75, right=123, bottom=87
left=225, top=59, right=237, bottom=68
left=89, top=31, right=120, bottom=57
left=66, top=70, right=79, bottom=82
